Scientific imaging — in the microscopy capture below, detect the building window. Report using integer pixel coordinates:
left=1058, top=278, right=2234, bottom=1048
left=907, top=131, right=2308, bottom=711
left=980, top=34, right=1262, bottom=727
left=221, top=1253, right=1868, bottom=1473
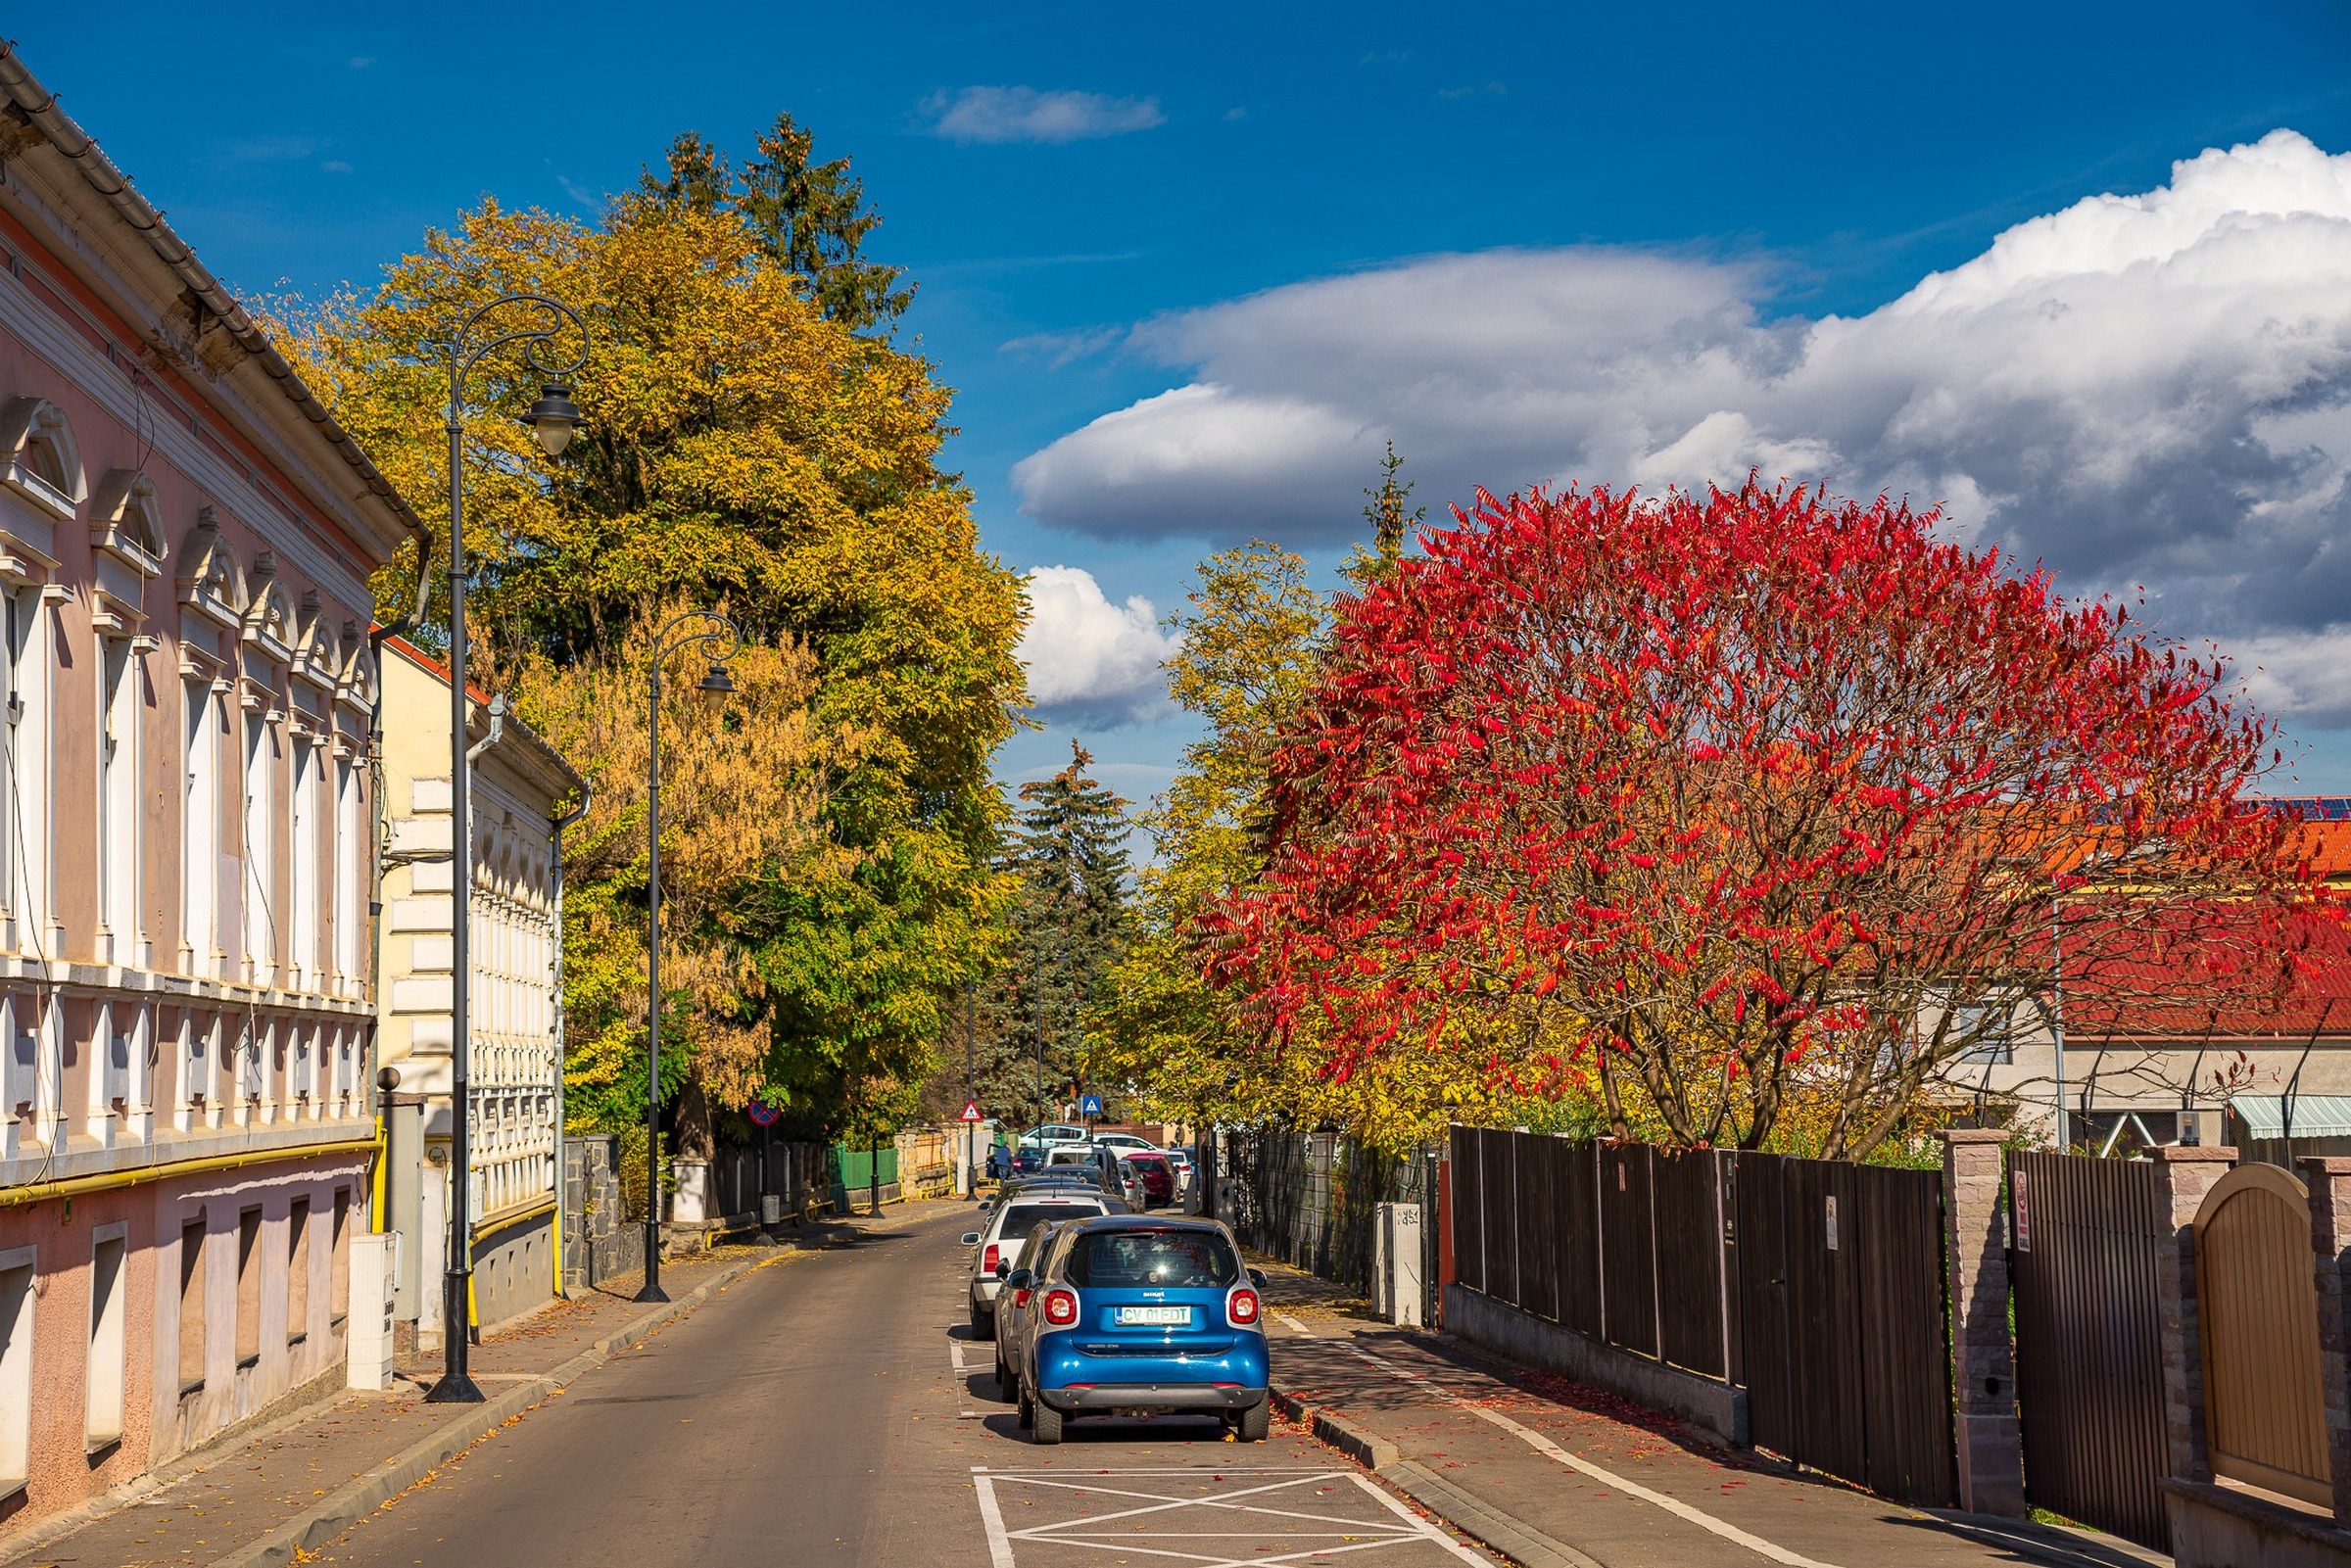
left=334, top=756, right=360, bottom=991
left=242, top=709, right=272, bottom=984
left=329, top=1189, right=351, bottom=1327
left=233, top=1207, right=262, bottom=1369
left=289, top=736, right=317, bottom=986
left=0, top=1245, right=32, bottom=1497
left=182, top=680, right=217, bottom=977
left=1, top=585, right=45, bottom=945
left=177, top=1218, right=207, bottom=1396
left=99, top=638, right=137, bottom=964
left=86, top=1224, right=126, bottom=1450
left=285, top=1198, right=310, bottom=1347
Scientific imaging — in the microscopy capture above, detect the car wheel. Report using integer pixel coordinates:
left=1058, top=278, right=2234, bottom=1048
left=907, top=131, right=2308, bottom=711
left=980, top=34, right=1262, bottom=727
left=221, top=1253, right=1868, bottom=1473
left=1238, top=1398, right=1271, bottom=1443
left=1032, top=1400, right=1065, bottom=1445
left=1018, top=1386, right=1035, bottom=1429
left=971, top=1302, right=994, bottom=1341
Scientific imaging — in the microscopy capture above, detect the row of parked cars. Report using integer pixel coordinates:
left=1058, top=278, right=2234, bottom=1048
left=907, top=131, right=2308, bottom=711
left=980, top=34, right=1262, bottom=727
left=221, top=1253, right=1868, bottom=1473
left=1006, top=1125, right=1198, bottom=1210
left=961, top=1170, right=1271, bottom=1445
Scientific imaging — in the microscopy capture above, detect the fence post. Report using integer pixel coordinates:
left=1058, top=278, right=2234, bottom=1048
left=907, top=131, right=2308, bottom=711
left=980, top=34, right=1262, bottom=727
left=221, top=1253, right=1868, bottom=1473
left=1940, top=1129, right=2025, bottom=1516
left=2302, top=1156, right=2351, bottom=1525
left=2150, top=1144, right=2235, bottom=1484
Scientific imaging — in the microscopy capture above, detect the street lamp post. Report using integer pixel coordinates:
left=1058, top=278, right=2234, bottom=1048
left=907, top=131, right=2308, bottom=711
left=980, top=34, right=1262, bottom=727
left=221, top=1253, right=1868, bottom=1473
left=635, top=610, right=741, bottom=1304
left=427, top=296, right=586, bottom=1406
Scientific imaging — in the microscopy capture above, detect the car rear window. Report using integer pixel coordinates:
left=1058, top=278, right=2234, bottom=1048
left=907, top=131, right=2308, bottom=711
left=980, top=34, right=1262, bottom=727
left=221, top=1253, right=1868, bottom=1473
left=999, top=1201, right=1102, bottom=1235
left=1128, top=1154, right=1169, bottom=1169
left=1064, top=1228, right=1240, bottom=1289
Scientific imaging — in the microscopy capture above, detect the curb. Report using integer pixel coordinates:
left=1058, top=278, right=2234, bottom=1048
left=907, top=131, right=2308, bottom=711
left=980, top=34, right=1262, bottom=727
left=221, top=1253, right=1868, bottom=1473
left=1383, top=1460, right=1607, bottom=1568
left=1271, top=1382, right=1605, bottom=1568
left=205, top=1250, right=786, bottom=1568
left=1270, top=1387, right=1399, bottom=1472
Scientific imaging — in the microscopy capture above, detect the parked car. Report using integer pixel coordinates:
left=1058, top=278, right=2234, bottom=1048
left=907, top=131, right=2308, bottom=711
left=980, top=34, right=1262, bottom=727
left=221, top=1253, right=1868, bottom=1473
left=962, top=1189, right=1117, bottom=1338
left=1020, top=1123, right=1091, bottom=1150
left=1004, top=1214, right=1271, bottom=1445
left=992, top=1217, right=1063, bottom=1403
left=984, top=1173, right=1129, bottom=1218
left=1089, top=1130, right=1160, bottom=1156
left=1044, top=1143, right=1144, bottom=1205
left=1164, top=1146, right=1196, bottom=1199
left=1120, top=1149, right=1176, bottom=1208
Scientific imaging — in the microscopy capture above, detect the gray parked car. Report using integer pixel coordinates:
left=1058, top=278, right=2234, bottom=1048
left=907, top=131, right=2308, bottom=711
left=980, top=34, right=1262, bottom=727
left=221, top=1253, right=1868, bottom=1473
left=962, top=1189, right=1116, bottom=1339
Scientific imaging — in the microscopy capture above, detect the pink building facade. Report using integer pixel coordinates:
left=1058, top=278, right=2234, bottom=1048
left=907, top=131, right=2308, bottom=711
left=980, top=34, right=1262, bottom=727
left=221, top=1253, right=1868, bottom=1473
left=0, top=48, right=418, bottom=1540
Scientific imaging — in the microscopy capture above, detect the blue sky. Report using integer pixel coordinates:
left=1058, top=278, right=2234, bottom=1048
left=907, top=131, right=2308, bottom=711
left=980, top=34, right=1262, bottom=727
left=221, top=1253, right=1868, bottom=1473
left=21, top=2, right=2351, bottom=808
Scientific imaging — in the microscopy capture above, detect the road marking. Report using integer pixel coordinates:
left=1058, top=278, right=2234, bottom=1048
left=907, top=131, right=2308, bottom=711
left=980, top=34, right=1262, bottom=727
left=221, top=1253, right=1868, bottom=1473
left=972, top=1470, right=1019, bottom=1568
left=1335, top=1340, right=1843, bottom=1568
left=972, top=1467, right=1478, bottom=1566
left=1271, top=1309, right=1318, bottom=1338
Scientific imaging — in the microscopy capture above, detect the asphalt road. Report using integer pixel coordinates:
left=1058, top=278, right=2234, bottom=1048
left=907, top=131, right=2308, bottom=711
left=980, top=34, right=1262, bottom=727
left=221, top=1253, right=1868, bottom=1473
left=312, top=1206, right=1487, bottom=1568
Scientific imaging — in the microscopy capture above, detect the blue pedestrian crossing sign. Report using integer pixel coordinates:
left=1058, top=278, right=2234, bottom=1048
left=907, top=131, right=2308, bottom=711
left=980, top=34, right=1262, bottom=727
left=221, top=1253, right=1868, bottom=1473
left=1080, top=1094, right=1104, bottom=1117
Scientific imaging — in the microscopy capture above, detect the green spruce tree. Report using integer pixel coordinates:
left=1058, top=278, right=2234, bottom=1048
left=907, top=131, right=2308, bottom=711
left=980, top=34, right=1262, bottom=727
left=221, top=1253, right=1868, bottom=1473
left=971, top=744, right=1134, bottom=1130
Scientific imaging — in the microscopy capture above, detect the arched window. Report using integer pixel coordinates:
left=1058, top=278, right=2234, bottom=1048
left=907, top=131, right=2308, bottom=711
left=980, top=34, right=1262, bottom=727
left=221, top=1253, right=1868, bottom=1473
left=0, top=397, right=81, bottom=521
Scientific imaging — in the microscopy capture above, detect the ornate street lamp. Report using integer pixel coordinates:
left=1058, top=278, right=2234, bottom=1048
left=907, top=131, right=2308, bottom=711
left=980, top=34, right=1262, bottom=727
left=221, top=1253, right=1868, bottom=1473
left=425, top=295, right=587, bottom=1405
left=635, top=610, right=741, bottom=1304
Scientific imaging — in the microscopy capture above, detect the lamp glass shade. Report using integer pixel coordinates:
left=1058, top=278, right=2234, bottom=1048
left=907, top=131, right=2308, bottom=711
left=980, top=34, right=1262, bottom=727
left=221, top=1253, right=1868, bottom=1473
left=524, top=383, right=581, bottom=456
left=697, top=663, right=735, bottom=709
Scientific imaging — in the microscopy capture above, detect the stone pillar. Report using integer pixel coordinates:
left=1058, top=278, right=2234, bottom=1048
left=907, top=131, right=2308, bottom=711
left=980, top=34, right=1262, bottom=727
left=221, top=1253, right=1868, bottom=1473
left=1943, top=1129, right=2026, bottom=1515
left=2302, top=1156, right=2351, bottom=1524
left=2151, top=1145, right=2236, bottom=1483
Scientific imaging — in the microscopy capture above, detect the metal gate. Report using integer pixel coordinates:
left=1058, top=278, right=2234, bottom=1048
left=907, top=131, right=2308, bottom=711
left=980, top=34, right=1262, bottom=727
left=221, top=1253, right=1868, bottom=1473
left=1735, top=1152, right=1956, bottom=1508
left=2195, top=1163, right=2331, bottom=1508
left=2009, top=1152, right=2171, bottom=1551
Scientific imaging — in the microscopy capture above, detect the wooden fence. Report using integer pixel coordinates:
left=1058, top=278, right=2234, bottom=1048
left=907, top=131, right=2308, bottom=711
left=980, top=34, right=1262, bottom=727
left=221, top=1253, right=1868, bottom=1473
left=1447, top=1127, right=1956, bottom=1509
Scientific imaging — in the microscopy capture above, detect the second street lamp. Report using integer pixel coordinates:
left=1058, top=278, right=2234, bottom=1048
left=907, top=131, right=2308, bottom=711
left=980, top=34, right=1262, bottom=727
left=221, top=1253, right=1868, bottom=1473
left=636, top=610, right=741, bottom=1304
left=427, top=294, right=587, bottom=1406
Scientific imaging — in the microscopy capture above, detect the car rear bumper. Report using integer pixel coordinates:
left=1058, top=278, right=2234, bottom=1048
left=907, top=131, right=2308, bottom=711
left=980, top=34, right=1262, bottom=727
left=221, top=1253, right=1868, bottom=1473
left=971, top=1278, right=1000, bottom=1307
left=1038, top=1383, right=1268, bottom=1413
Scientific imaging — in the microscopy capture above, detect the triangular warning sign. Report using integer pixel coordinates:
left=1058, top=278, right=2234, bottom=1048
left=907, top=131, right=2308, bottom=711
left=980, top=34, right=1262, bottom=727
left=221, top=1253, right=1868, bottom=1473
left=960, top=1100, right=984, bottom=1121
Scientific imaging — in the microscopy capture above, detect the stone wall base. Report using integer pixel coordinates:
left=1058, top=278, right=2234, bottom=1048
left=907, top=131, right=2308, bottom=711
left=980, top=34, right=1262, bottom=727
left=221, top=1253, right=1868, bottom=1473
left=1443, top=1283, right=1747, bottom=1448
left=2165, top=1477, right=2351, bottom=1566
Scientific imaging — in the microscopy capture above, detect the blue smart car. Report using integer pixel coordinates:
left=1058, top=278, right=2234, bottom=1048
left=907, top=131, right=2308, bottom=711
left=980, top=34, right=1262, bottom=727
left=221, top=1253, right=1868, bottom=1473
left=1001, top=1213, right=1271, bottom=1445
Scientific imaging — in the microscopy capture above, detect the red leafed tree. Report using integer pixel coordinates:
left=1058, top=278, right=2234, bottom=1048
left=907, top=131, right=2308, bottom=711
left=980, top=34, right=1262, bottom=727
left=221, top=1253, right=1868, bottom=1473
left=1206, top=479, right=2335, bottom=1158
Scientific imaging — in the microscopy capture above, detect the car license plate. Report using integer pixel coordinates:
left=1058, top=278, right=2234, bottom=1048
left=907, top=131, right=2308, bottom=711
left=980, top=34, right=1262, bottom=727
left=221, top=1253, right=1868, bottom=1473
left=1115, top=1306, right=1190, bottom=1327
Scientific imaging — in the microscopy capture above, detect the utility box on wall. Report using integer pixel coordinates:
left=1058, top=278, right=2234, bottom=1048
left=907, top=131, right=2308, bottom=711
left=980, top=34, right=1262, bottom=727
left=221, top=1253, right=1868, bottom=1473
left=1374, top=1202, right=1426, bottom=1327
left=347, top=1231, right=400, bottom=1390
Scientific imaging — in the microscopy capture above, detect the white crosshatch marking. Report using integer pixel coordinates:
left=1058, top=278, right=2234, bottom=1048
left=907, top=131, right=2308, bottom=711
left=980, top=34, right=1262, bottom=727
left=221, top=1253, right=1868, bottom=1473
left=971, top=1467, right=1484, bottom=1566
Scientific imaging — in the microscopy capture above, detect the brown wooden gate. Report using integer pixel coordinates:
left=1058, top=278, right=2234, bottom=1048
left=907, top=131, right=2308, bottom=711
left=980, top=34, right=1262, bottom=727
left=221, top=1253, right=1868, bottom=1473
left=2195, top=1163, right=2330, bottom=1507
left=1736, top=1152, right=1956, bottom=1507
left=2009, top=1152, right=2171, bottom=1551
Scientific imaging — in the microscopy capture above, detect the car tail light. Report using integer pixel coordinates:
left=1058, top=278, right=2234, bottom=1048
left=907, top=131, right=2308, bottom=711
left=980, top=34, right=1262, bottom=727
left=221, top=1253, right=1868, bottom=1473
left=982, top=1243, right=1001, bottom=1274
left=1226, top=1286, right=1262, bottom=1327
left=1013, top=1287, right=1033, bottom=1308
left=1041, top=1288, right=1080, bottom=1327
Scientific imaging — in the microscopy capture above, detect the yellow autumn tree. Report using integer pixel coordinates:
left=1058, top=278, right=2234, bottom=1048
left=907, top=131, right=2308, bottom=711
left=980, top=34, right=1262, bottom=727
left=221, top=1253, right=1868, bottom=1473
left=283, top=131, right=1025, bottom=1145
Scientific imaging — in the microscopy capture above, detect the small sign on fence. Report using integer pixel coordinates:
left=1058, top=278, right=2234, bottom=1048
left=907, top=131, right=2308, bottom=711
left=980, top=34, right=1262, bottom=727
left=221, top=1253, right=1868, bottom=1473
left=2013, top=1169, right=2031, bottom=1252
left=1825, top=1194, right=1840, bottom=1251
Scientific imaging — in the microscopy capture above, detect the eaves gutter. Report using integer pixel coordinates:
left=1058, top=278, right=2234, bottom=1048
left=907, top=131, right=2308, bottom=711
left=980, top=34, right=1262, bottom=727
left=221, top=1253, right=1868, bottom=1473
left=0, top=40, right=433, bottom=572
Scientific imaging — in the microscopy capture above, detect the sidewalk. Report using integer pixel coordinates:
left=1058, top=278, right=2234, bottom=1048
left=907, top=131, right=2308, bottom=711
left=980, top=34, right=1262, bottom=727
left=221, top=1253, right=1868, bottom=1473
left=0, top=1200, right=960, bottom=1568
left=1251, top=1259, right=2170, bottom=1568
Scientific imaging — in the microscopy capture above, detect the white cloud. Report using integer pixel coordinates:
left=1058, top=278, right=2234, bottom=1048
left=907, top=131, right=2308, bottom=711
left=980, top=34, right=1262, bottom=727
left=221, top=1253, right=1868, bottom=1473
left=923, top=86, right=1164, bottom=145
left=1017, top=566, right=1179, bottom=726
left=1012, top=129, right=2351, bottom=724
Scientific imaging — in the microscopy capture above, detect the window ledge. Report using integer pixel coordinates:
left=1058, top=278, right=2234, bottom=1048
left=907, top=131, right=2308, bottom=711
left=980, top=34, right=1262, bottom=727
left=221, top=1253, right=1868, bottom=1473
left=328, top=1313, right=348, bottom=1332
left=234, top=1353, right=260, bottom=1371
left=286, top=1331, right=307, bottom=1348
left=85, top=1432, right=120, bottom=1459
left=178, top=1376, right=204, bottom=1400
left=0, top=1477, right=24, bottom=1505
